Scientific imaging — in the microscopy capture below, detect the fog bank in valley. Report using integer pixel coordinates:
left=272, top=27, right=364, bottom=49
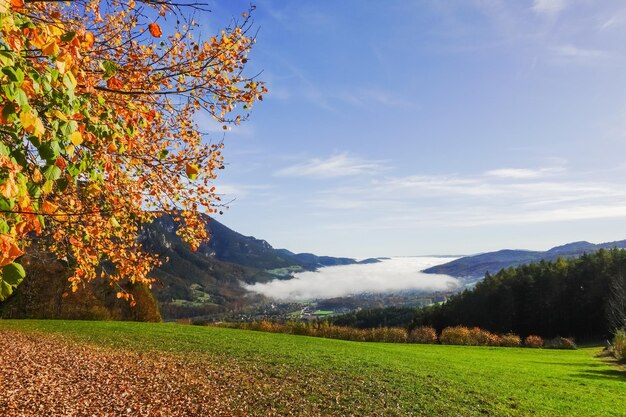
left=244, top=257, right=460, bottom=301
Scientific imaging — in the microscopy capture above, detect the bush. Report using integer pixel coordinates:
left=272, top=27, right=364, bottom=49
left=544, top=337, right=577, bottom=350
left=440, top=326, right=471, bottom=345
left=408, top=326, right=438, bottom=344
left=468, top=327, right=501, bottom=346
left=500, top=334, right=522, bottom=347
left=613, top=329, right=626, bottom=361
left=524, top=335, right=544, bottom=348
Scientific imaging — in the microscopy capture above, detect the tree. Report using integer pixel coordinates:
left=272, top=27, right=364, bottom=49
left=0, top=0, right=266, bottom=304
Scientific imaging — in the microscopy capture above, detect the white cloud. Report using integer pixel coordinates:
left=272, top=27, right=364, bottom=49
left=244, top=257, right=460, bottom=301
left=554, top=45, right=607, bottom=60
left=485, top=167, right=564, bottom=179
left=532, top=0, right=567, bottom=15
left=274, top=153, right=385, bottom=179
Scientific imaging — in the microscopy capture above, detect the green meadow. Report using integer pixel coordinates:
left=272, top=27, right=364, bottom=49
left=1, top=320, right=624, bottom=416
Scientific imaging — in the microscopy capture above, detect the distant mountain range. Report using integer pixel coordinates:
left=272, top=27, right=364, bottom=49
left=423, top=240, right=626, bottom=282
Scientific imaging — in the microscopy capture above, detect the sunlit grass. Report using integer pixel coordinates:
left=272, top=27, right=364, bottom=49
left=1, top=320, right=624, bottom=416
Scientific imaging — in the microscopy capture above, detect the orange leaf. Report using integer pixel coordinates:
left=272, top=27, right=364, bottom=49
left=106, top=77, right=124, bottom=90
left=83, top=31, right=95, bottom=49
left=148, top=22, right=162, bottom=38
left=41, top=200, right=59, bottom=214
left=10, top=0, right=24, bottom=9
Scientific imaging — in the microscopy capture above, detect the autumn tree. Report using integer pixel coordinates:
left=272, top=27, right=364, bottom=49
left=0, top=0, right=266, bottom=303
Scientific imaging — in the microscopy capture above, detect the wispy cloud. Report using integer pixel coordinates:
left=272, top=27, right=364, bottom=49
left=553, top=45, right=607, bottom=59
left=485, top=167, right=563, bottom=179
left=275, top=153, right=386, bottom=179
left=532, top=0, right=567, bottom=15
left=302, top=162, right=626, bottom=231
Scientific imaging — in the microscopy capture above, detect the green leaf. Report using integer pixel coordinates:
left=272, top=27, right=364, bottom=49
left=0, top=280, right=13, bottom=301
left=2, top=262, right=25, bottom=286
left=0, top=102, right=16, bottom=123
left=2, top=83, right=16, bottom=101
left=27, top=183, right=42, bottom=199
left=100, top=60, right=118, bottom=80
left=0, top=197, right=15, bottom=211
left=0, top=219, right=9, bottom=234
left=158, top=149, right=169, bottom=160
left=2, top=66, right=24, bottom=84
left=41, top=180, right=54, bottom=194
left=38, top=141, right=61, bottom=161
left=56, top=177, right=69, bottom=192
left=43, top=165, right=62, bottom=181
left=60, top=31, right=76, bottom=42
left=0, top=51, right=15, bottom=67
left=15, top=88, right=29, bottom=108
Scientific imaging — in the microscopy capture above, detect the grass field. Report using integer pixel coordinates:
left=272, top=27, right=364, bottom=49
left=1, top=319, right=624, bottom=416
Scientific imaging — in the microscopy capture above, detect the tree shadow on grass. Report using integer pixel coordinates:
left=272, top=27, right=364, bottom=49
left=529, top=361, right=604, bottom=367
left=574, top=369, right=626, bottom=382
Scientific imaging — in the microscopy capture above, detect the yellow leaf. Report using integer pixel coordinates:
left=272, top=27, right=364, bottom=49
left=66, top=144, right=75, bottom=157
left=33, top=117, right=45, bottom=138
left=48, top=24, right=64, bottom=37
left=20, top=111, right=35, bottom=130
left=69, top=131, right=83, bottom=146
left=65, top=71, right=77, bottom=89
left=42, top=40, right=60, bottom=56
left=55, top=59, right=66, bottom=74
left=52, top=110, right=68, bottom=121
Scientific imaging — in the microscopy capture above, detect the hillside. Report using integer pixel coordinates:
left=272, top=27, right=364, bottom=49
left=1, top=320, right=623, bottom=416
left=0, top=214, right=378, bottom=320
left=414, top=248, right=626, bottom=339
left=424, top=239, right=626, bottom=281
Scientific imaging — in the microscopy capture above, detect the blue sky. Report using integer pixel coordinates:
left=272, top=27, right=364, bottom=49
left=196, top=0, right=626, bottom=258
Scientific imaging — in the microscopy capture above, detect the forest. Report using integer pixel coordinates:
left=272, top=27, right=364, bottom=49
left=414, top=248, right=626, bottom=339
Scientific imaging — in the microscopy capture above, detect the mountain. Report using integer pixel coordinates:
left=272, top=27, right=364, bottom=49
left=424, top=239, right=626, bottom=281
left=1, top=214, right=378, bottom=320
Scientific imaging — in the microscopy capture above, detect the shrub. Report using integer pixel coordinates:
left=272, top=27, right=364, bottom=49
left=440, top=326, right=471, bottom=345
left=500, top=333, right=522, bottom=347
left=409, top=326, right=438, bottom=344
left=524, top=335, right=544, bottom=348
left=544, top=337, right=577, bottom=350
left=467, top=327, right=501, bottom=346
left=613, top=329, right=626, bottom=361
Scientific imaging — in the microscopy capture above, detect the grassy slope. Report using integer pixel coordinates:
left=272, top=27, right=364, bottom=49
left=1, top=320, right=624, bottom=416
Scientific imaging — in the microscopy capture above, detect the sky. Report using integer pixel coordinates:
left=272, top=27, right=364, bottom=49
left=194, top=0, right=626, bottom=258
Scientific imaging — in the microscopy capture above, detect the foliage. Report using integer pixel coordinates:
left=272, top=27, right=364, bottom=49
left=500, top=333, right=521, bottom=348
left=0, top=251, right=160, bottom=321
left=0, top=0, right=264, bottom=303
left=414, top=249, right=626, bottom=339
left=467, top=327, right=501, bottom=346
left=613, top=329, right=626, bottom=361
left=544, top=337, right=577, bottom=350
left=439, top=326, right=471, bottom=345
left=524, top=335, right=544, bottom=348
left=408, top=326, right=438, bottom=344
